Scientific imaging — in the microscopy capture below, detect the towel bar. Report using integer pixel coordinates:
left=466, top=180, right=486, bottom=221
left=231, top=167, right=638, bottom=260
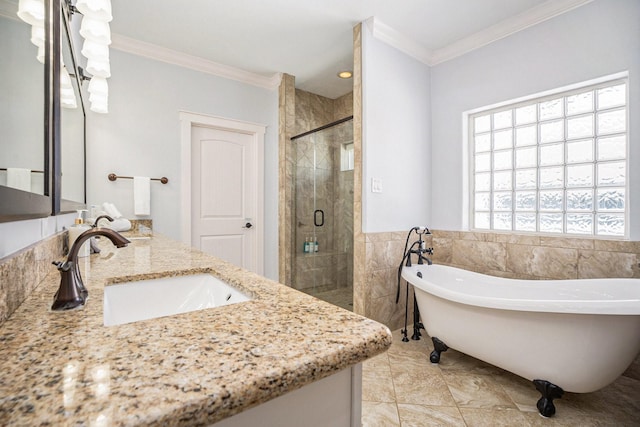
left=108, top=173, right=168, bottom=184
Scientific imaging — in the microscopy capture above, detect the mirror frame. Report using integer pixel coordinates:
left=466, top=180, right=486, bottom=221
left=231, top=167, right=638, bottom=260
left=0, top=0, right=86, bottom=223
left=56, top=0, right=86, bottom=215
left=0, top=0, right=54, bottom=222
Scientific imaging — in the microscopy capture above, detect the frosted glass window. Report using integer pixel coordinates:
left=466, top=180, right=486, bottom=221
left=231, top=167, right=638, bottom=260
left=515, top=105, right=536, bottom=125
left=493, top=171, right=512, bottom=191
left=475, top=133, right=491, bottom=152
left=567, top=91, right=593, bottom=116
left=470, top=77, right=627, bottom=237
left=567, top=115, right=593, bottom=139
left=540, top=144, right=563, bottom=166
left=597, top=136, right=626, bottom=161
left=515, top=125, right=537, bottom=146
left=567, top=139, right=593, bottom=163
left=493, top=150, right=512, bottom=170
left=597, top=109, right=626, bottom=135
left=597, top=162, right=625, bottom=186
left=567, top=189, right=593, bottom=211
left=475, top=115, right=491, bottom=133
left=493, top=110, right=512, bottom=129
left=597, top=84, right=625, bottom=109
left=515, top=213, right=536, bottom=231
left=540, top=120, right=564, bottom=143
left=340, top=143, right=354, bottom=171
left=515, top=147, right=537, bottom=168
left=539, top=98, right=563, bottom=120
left=540, top=167, right=564, bottom=189
left=493, top=213, right=512, bottom=230
left=493, top=129, right=512, bottom=149
left=515, top=191, right=536, bottom=211
left=515, top=169, right=536, bottom=190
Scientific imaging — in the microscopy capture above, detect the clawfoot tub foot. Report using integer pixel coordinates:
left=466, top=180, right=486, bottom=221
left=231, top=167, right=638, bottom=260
left=429, top=337, right=448, bottom=363
left=533, top=379, right=564, bottom=417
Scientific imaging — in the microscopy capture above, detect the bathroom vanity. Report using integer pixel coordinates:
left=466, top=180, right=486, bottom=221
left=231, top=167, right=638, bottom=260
left=0, top=234, right=391, bottom=426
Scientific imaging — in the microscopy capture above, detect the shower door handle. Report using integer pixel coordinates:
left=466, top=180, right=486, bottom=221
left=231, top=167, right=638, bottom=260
left=314, top=209, right=324, bottom=227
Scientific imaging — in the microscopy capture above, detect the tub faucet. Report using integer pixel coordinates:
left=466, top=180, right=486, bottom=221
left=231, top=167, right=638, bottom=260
left=51, top=226, right=130, bottom=311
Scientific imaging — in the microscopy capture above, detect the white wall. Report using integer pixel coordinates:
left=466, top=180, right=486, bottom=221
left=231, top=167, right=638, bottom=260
left=361, top=22, right=431, bottom=233
left=430, top=0, right=640, bottom=239
left=86, top=50, right=280, bottom=279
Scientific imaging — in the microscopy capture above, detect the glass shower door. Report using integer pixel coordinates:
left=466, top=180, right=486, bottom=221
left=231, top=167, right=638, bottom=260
left=293, top=119, right=353, bottom=309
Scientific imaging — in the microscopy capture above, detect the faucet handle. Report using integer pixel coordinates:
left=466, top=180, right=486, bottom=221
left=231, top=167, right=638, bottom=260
left=52, top=260, right=71, bottom=272
left=93, top=215, right=114, bottom=228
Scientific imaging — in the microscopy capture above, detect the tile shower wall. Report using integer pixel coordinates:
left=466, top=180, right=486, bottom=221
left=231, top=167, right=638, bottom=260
left=362, top=230, right=640, bottom=331
left=289, top=89, right=354, bottom=292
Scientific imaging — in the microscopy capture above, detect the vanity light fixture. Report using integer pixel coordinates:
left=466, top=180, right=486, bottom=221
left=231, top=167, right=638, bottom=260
left=75, top=0, right=113, bottom=22
left=74, top=0, right=113, bottom=114
left=17, top=0, right=44, bottom=26
left=337, top=71, right=353, bottom=79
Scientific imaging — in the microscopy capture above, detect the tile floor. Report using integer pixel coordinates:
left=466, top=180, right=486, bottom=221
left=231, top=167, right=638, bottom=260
left=306, top=285, right=354, bottom=311
left=362, top=328, right=640, bottom=427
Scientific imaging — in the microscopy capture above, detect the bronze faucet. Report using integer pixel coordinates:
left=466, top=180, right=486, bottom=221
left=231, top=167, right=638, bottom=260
left=51, top=220, right=130, bottom=311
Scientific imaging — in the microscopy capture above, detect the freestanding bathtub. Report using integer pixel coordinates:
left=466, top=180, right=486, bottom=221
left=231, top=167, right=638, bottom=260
left=401, top=264, right=640, bottom=417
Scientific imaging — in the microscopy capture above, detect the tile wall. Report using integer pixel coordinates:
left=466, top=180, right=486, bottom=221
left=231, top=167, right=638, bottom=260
left=0, top=232, right=65, bottom=325
left=360, top=229, right=640, bottom=331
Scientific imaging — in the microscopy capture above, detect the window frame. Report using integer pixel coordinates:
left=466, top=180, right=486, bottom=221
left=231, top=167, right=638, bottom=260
left=468, top=74, right=630, bottom=239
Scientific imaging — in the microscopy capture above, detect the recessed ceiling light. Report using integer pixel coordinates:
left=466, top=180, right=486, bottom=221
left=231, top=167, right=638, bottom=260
left=337, top=71, right=353, bottom=79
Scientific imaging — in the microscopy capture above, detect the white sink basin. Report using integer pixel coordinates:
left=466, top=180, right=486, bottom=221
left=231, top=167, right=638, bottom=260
left=103, top=274, right=251, bottom=326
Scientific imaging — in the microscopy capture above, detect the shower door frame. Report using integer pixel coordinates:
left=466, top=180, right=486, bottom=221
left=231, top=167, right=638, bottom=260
left=291, top=116, right=354, bottom=295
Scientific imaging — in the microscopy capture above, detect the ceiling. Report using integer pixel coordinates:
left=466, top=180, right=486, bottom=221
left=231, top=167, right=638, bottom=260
left=5, top=0, right=591, bottom=99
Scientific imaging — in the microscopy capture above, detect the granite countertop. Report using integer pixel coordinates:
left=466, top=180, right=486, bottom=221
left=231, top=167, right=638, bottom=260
left=0, top=234, right=391, bottom=426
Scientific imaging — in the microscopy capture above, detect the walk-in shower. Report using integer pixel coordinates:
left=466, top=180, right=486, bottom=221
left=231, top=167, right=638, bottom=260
left=291, top=116, right=354, bottom=310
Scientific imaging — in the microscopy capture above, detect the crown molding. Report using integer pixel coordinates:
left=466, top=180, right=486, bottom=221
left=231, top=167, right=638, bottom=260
left=368, top=0, right=593, bottom=67
left=429, top=0, right=594, bottom=65
left=110, top=33, right=281, bottom=90
left=365, top=16, right=432, bottom=65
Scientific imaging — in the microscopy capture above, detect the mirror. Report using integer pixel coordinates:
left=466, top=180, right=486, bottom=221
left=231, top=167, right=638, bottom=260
left=58, top=0, right=86, bottom=212
left=0, top=5, right=50, bottom=221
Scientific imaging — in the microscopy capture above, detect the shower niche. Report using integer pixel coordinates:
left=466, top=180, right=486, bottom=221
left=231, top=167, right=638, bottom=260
left=292, top=117, right=353, bottom=308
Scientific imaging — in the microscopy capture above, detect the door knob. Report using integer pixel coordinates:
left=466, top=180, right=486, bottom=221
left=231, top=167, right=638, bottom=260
left=243, top=222, right=253, bottom=229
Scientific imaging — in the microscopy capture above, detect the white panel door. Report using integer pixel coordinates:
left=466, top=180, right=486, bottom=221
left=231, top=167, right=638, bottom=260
left=191, top=125, right=257, bottom=272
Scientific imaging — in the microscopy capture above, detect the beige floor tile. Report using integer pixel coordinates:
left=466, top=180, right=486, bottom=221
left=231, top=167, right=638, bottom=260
left=363, top=351, right=390, bottom=372
left=493, top=372, right=540, bottom=412
left=363, top=366, right=396, bottom=402
left=361, top=401, right=400, bottom=427
left=392, top=369, right=457, bottom=406
left=397, top=403, right=466, bottom=427
left=388, top=349, right=441, bottom=375
left=460, top=407, right=533, bottom=426
left=442, top=371, right=516, bottom=410
left=435, top=348, right=506, bottom=376
left=362, top=328, right=640, bottom=426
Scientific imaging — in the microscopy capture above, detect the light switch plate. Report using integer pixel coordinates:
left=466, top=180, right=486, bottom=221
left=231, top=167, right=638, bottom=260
left=371, top=178, right=383, bottom=193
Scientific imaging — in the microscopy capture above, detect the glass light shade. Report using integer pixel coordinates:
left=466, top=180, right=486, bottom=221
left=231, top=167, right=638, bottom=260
left=17, top=0, right=44, bottom=25
left=30, top=23, right=45, bottom=48
left=88, top=76, right=108, bottom=96
left=90, top=98, right=109, bottom=114
left=36, top=44, right=45, bottom=64
left=82, top=39, right=110, bottom=61
left=79, top=17, right=111, bottom=44
left=76, top=0, right=113, bottom=22
left=61, top=89, right=78, bottom=109
left=60, top=67, right=73, bottom=90
left=86, top=58, right=111, bottom=78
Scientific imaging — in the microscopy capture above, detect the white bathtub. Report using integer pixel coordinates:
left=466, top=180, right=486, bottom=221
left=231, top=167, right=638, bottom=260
left=401, top=264, right=640, bottom=416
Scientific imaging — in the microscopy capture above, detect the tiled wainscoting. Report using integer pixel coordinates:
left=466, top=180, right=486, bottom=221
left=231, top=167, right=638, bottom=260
left=0, top=232, right=65, bottom=325
left=357, top=229, right=640, bottom=331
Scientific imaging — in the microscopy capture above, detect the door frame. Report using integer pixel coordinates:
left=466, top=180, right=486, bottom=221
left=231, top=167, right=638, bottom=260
left=179, top=111, right=266, bottom=274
